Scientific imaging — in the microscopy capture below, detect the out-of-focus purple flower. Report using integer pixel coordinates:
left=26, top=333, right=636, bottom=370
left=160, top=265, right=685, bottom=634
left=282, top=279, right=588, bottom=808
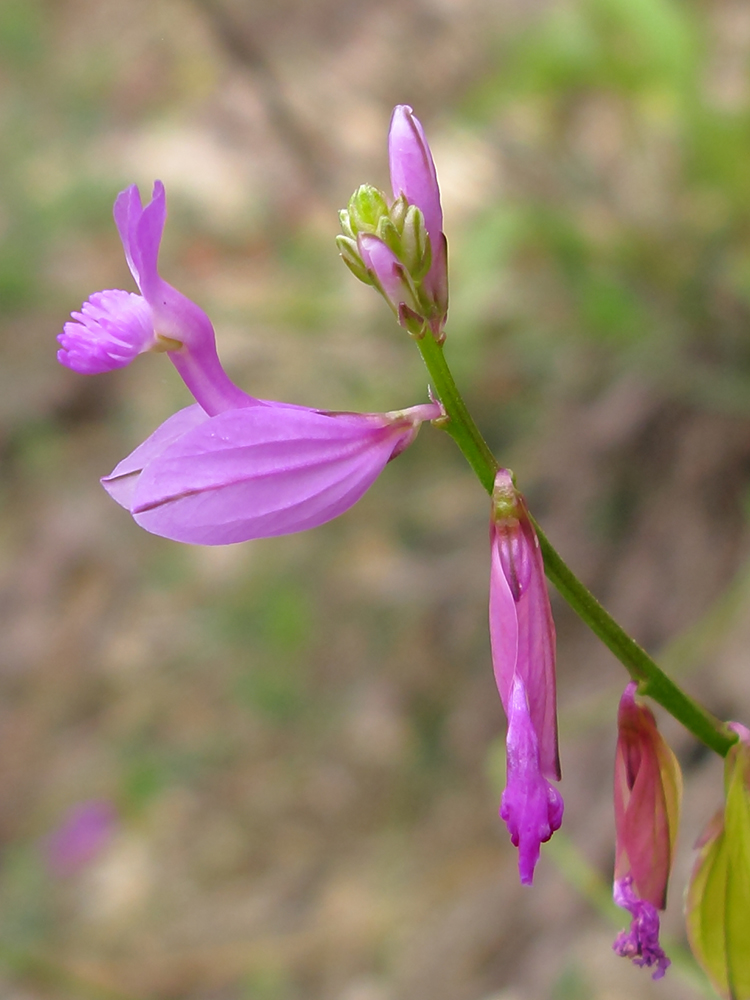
left=45, top=800, right=117, bottom=877
left=102, top=401, right=441, bottom=545
left=489, top=469, right=562, bottom=885
left=612, top=682, right=682, bottom=979
left=58, top=181, right=253, bottom=415
left=388, top=104, right=448, bottom=331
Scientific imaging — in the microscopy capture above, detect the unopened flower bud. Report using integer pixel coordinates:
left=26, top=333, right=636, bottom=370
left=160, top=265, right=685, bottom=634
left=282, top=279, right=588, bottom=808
left=489, top=469, right=561, bottom=885
left=686, top=727, right=750, bottom=998
left=335, top=235, right=373, bottom=285
left=347, top=184, right=390, bottom=235
left=612, top=683, right=682, bottom=980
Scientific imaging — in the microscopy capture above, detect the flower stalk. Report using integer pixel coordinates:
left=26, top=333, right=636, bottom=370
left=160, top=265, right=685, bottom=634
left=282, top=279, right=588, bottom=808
left=414, top=326, right=737, bottom=759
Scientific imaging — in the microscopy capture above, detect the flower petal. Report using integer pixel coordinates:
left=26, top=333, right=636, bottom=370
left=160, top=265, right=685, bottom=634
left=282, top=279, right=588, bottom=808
left=128, top=406, right=421, bottom=544
left=102, top=404, right=210, bottom=509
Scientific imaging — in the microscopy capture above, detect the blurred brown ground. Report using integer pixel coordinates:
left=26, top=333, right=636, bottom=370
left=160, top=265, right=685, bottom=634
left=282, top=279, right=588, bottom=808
left=1, top=0, right=750, bottom=997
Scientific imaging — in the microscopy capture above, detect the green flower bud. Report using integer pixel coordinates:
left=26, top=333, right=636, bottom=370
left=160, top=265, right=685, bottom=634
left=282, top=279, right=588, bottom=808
left=335, top=235, right=373, bottom=285
left=400, top=205, right=431, bottom=282
left=347, top=184, right=389, bottom=235
left=338, top=209, right=355, bottom=241
left=686, top=732, right=750, bottom=999
left=389, top=193, right=409, bottom=235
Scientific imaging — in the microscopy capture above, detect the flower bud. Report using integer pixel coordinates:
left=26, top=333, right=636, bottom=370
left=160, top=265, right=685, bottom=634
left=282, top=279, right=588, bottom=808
left=612, top=683, right=682, bottom=979
left=346, top=184, right=390, bottom=236
left=490, top=469, right=561, bottom=884
left=337, top=107, right=448, bottom=339
left=686, top=728, right=750, bottom=998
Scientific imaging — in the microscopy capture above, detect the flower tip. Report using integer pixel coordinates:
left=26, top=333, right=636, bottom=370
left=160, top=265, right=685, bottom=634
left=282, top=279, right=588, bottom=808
left=613, top=876, right=671, bottom=979
left=56, top=289, right=155, bottom=374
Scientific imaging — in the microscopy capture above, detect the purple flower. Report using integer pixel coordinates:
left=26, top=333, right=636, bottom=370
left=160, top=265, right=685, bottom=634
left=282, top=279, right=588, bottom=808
left=45, top=800, right=117, bottom=877
left=58, top=182, right=441, bottom=544
left=612, top=682, right=682, bottom=979
left=389, top=105, right=448, bottom=331
left=102, top=400, right=440, bottom=545
left=489, top=469, right=562, bottom=884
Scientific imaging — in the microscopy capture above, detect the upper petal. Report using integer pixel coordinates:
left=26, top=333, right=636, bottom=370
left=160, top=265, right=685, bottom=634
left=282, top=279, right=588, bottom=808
left=112, top=181, right=166, bottom=295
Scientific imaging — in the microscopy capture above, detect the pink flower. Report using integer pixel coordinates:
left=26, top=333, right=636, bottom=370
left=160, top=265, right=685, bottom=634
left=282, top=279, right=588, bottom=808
left=489, top=469, right=562, bottom=884
left=58, top=182, right=440, bottom=544
left=45, top=800, right=117, bottom=877
left=612, top=682, right=682, bottom=979
left=58, top=181, right=253, bottom=415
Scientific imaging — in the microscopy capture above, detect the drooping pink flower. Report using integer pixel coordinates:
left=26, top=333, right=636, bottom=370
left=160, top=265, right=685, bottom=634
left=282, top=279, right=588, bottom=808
left=612, top=682, right=682, bottom=979
left=489, top=469, right=562, bottom=884
left=58, top=182, right=441, bottom=544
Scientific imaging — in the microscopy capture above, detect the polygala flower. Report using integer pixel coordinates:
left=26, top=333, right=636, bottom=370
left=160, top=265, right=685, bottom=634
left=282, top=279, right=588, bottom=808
left=58, top=182, right=440, bottom=543
left=337, top=106, right=448, bottom=339
left=489, top=469, right=562, bottom=885
left=612, top=682, right=682, bottom=980
left=58, top=182, right=251, bottom=416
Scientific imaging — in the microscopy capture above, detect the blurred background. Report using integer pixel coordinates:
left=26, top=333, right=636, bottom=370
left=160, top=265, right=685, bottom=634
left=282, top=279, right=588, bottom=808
left=1, top=0, right=750, bottom=997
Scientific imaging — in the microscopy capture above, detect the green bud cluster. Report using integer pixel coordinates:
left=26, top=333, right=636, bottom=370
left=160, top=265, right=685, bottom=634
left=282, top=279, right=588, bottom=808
left=336, top=184, right=432, bottom=288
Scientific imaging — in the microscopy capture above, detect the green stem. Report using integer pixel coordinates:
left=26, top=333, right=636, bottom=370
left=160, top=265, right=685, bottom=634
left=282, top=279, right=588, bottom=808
left=416, top=332, right=736, bottom=757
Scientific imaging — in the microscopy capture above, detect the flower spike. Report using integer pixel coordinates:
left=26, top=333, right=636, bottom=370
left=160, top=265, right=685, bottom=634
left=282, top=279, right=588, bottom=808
left=337, top=107, right=448, bottom=339
left=489, top=469, right=562, bottom=884
left=612, top=682, right=682, bottom=979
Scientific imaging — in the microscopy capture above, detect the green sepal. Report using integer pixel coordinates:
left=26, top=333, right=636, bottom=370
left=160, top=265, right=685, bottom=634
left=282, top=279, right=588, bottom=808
left=335, top=235, right=373, bottom=285
left=401, top=205, right=431, bottom=281
left=389, top=193, right=409, bottom=235
left=347, top=184, right=389, bottom=235
left=338, top=209, right=355, bottom=241
left=375, top=215, right=401, bottom=257
left=686, top=742, right=750, bottom=999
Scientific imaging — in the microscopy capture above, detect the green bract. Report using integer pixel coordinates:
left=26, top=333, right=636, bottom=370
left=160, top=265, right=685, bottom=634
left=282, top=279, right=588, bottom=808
left=686, top=739, right=750, bottom=999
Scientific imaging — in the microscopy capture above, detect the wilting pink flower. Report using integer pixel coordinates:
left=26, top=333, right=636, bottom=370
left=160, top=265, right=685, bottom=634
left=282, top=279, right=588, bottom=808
left=389, top=104, right=448, bottom=331
left=45, top=800, right=117, bottom=877
left=58, top=182, right=440, bottom=544
left=612, top=682, right=682, bottom=979
left=102, top=400, right=440, bottom=545
left=489, top=469, right=562, bottom=884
